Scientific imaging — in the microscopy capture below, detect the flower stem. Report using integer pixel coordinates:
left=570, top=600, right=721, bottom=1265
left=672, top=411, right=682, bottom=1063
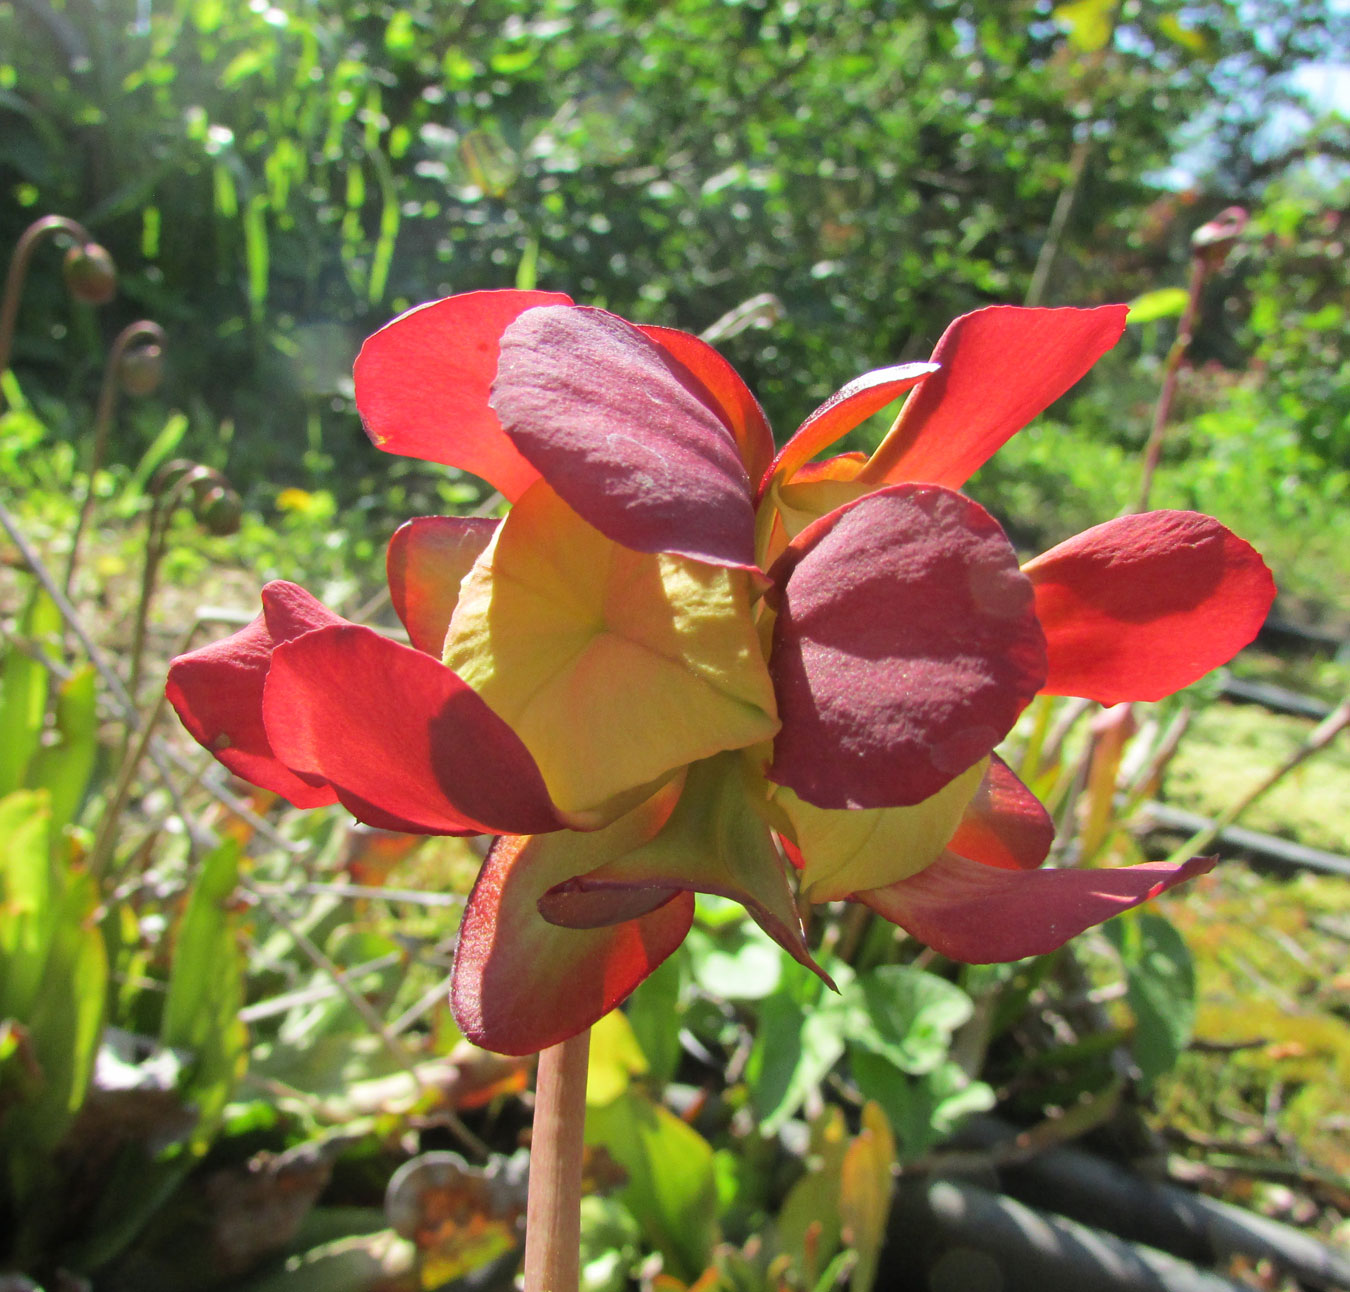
left=524, top=1028, right=591, bottom=1292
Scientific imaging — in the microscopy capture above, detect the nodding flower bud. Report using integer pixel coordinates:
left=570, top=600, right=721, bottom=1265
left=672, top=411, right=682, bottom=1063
left=150, top=458, right=200, bottom=497
left=119, top=342, right=164, bottom=396
left=1191, top=206, right=1248, bottom=271
left=196, top=484, right=244, bottom=536
left=62, top=242, right=117, bottom=305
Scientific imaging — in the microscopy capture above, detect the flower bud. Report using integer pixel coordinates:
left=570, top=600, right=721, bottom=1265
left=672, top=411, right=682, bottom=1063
left=196, top=485, right=243, bottom=536
left=62, top=242, right=117, bottom=305
left=1191, top=206, right=1248, bottom=271
left=119, top=343, right=163, bottom=396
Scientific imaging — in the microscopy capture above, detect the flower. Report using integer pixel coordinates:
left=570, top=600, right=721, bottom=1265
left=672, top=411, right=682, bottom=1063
left=167, top=291, right=1275, bottom=1055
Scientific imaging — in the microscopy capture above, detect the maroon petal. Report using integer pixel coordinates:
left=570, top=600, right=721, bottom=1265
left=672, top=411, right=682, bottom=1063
left=354, top=290, right=572, bottom=499
left=387, top=515, right=498, bottom=656
left=860, top=306, right=1128, bottom=489
left=1024, top=511, right=1276, bottom=703
left=767, top=484, right=1047, bottom=809
left=262, top=624, right=564, bottom=836
left=166, top=581, right=344, bottom=807
left=453, top=807, right=694, bottom=1055
left=856, top=852, right=1215, bottom=962
left=640, top=324, right=776, bottom=487
left=947, top=755, right=1055, bottom=871
left=764, top=363, right=937, bottom=495
left=490, top=306, right=757, bottom=568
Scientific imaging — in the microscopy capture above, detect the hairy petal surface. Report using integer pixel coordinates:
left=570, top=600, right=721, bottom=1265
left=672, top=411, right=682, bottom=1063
left=491, top=306, right=757, bottom=568
left=767, top=484, right=1046, bottom=809
left=859, top=305, right=1128, bottom=489
left=452, top=788, right=694, bottom=1055
left=856, top=853, right=1215, bottom=963
left=354, top=289, right=571, bottom=498
left=947, top=755, right=1055, bottom=871
left=262, top=624, right=564, bottom=835
left=774, top=759, right=986, bottom=903
left=764, top=363, right=937, bottom=494
left=540, top=754, right=821, bottom=977
left=1024, top=511, right=1276, bottom=703
left=387, top=516, right=498, bottom=656
left=639, top=324, right=776, bottom=487
left=165, top=581, right=343, bottom=807
left=443, top=483, right=780, bottom=817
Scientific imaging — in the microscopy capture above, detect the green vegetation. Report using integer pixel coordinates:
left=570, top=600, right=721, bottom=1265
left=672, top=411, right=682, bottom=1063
left=3, top=0, right=1349, bottom=1287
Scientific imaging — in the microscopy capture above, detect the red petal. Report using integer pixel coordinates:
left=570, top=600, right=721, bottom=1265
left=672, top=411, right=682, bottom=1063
left=354, top=290, right=572, bottom=499
left=262, top=624, right=563, bottom=835
left=859, top=306, right=1128, bottom=489
left=491, top=306, right=757, bottom=568
left=947, top=755, right=1055, bottom=871
left=640, top=324, right=776, bottom=487
left=763, top=363, right=937, bottom=495
left=767, top=484, right=1046, bottom=809
left=1024, top=511, right=1276, bottom=703
left=452, top=811, right=694, bottom=1055
left=165, top=581, right=343, bottom=807
left=856, top=852, right=1215, bottom=962
left=387, top=515, right=498, bottom=656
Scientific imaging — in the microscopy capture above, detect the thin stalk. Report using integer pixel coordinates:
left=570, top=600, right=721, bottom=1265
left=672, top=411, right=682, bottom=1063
left=0, top=215, right=90, bottom=387
left=1025, top=130, right=1093, bottom=308
left=1165, top=696, right=1350, bottom=865
left=65, top=320, right=166, bottom=594
left=524, top=1029, right=591, bottom=1292
left=1134, top=254, right=1207, bottom=513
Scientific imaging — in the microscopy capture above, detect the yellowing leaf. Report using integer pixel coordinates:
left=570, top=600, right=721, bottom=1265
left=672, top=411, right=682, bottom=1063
left=443, top=483, right=779, bottom=817
left=839, top=1102, right=895, bottom=1292
left=776, top=760, right=986, bottom=903
left=1053, top=0, right=1115, bottom=52
left=588, top=1010, right=649, bottom=1107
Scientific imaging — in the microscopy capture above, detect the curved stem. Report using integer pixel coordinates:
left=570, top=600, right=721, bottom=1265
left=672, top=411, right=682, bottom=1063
left=1134, top=254, right=1207, bottom=513
left=65, top=319, right=167, bottom=594
left=0, top=215, right=93, bottom=393
left=524, top=1029, right=591, bottom=1292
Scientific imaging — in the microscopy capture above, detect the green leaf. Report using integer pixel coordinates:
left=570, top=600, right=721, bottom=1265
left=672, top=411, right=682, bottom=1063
left=1106, top=912, right=1196, bottom=1086
left=0, top=588, right=60, bottom=795
left=25, top=664, right=98, bottom=843
left=587, top=1009, right=649, bottom=1107
left=687, top=924, right=783, bottom=1001
left=585, top=1089, right=717, bottom=1281
left=746, top=989, right=848, bottom=1134
left=127, top=412, right=189, bottom=499
left=624, top=947, right=685, bottom=1085
left=0, top=789, right=56, bottom=1019
left=851, top=1051, right=994, bottom=1159
left=844, top=965, right=974, bottom=1076
left=161, top=836, right=248, bottom=1149
left=1127, top=287, right=1190, bottom=323
left=1157, top=15, right=1211, bottom=56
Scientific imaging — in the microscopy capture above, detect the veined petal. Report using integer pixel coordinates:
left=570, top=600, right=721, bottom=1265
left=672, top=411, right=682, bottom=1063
left=452, top=791, right=694, bottom=1055
left=165, top=581, right=343, bottom=808
left=442, top=482, right=780, bottom=818
left=947, top=755, right=1055, bottom=871
left=859, top=305, right=1128, bottom=489
left=774, top=759, right=986, bottom=903
left=387, top=515, right=498, bottom=656
left=764, top=363, right=937, bottom=495
left=766, top=484, right=1046, bottom=809
left=354, top=290, right=572, bottom=499
left=490, top=305, right=757, bottom=568
left=262, top=624, right=565, bottom=836
left=1023, top=511, right=1276, bottom=703
left=541, top=753, right=822, bottom=978
left=856, top=852, right=1215, bottom=963
left=639, top=324, right=776, bottom=486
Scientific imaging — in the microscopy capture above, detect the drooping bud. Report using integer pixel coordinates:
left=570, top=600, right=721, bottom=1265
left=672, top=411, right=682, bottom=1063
left=1191, top=206, right=1248, bottom=272
left=62, top=242, right=117, bottom=305
left=195, top=484, right=243, bottom=536
left=118, top=342, right=164, bottom=396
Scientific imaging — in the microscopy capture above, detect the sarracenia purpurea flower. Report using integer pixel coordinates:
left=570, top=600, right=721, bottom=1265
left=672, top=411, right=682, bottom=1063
left=168, top=291, right=1274, bottom=1055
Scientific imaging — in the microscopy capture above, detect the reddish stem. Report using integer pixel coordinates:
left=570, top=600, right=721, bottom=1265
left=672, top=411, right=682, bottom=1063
left=524, top=1029, right=591, bottom=1292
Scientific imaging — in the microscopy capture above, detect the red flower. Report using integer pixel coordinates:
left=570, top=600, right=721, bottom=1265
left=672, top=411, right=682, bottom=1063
left=168, top=291, right=1274, bottom=1054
